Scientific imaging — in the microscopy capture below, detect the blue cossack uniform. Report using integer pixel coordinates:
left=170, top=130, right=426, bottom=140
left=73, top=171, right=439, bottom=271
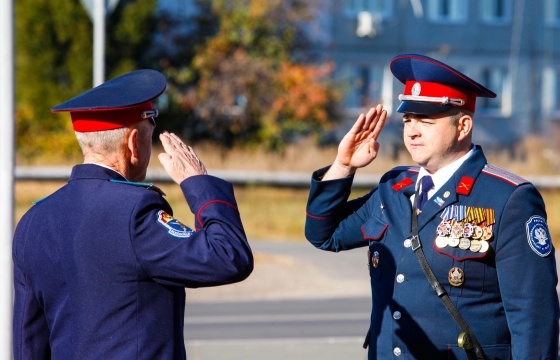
left=12, top=70, right=253, bottom=359
left=305, top=55, right=559, bottom=359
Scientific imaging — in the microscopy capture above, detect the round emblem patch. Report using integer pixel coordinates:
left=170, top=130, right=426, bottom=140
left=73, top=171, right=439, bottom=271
left=411, top=82, right=422, bottom=96
left=526, top=215, right=552, bottom=257
left=156, top=210, right=194, bottom=238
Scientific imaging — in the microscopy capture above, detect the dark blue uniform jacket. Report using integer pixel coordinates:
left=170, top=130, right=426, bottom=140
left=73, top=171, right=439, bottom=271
left=13, top=164, right=253, bottom=359
left=305, top=146, right=559, bottom=359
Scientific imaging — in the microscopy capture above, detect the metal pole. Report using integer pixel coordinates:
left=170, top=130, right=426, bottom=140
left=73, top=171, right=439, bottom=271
left=93, top=0, right=105, bottom=86
left=0, top=0, right=15, bottom=357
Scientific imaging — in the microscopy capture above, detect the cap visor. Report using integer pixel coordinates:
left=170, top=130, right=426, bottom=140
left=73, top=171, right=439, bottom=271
left=396, top=101, right=454, bottom=115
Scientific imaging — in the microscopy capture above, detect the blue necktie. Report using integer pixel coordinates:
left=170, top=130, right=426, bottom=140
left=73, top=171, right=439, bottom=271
left=417, top=176, right=434, bottom=211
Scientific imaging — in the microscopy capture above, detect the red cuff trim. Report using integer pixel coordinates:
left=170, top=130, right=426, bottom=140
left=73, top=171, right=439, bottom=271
left=196, top=200, right=239, bottom=228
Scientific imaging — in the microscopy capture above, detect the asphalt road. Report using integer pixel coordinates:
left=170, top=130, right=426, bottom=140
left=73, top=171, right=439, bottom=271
left=184, top=297, right=371, bottom=360
left=184, top=240, right=371, bottom=360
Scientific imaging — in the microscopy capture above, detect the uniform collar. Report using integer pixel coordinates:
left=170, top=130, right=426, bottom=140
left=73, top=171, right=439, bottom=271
left=69, top=163, right=128, bottom=182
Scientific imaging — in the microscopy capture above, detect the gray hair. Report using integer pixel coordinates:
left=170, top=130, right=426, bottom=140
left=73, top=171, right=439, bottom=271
left=75, top=127, right=130, bottom=155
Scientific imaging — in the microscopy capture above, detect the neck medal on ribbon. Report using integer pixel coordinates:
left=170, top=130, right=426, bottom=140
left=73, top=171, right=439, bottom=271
left=435, top=205, right=495, bottom=253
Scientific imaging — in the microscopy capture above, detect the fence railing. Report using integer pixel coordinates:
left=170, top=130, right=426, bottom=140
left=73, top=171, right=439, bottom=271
left=14, top=166, right=560, bottom=190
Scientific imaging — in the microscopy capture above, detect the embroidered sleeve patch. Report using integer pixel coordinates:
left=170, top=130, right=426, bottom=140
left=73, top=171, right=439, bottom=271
left=156, top=210, right=194, bottom=238
left=526, top=215, right=552, bottom=257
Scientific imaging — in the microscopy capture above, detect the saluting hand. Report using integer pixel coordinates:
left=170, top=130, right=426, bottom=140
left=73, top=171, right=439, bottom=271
left=323, top=104, right=387, bottom=180
left=158, top=131, right=207, bottom=185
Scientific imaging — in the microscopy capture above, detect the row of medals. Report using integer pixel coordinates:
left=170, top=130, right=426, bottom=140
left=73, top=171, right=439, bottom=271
left=435, top=219, right=493, bottom=253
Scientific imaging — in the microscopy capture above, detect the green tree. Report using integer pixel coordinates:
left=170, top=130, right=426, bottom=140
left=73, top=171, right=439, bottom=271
left=15, top=0, right=157, bottom=160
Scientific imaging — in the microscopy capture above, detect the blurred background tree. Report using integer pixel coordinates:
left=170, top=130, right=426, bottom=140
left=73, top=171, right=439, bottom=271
left=160, top=0, right=342, bottom=150
left=15, top=0, right=341, bottom=160
left=15, top=0, right=157, bottom=160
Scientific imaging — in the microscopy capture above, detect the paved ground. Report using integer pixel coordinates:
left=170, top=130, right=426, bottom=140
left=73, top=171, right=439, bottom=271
left=186, top=240, right=371, bottom=303
left=184, top=240, right=371, bottom=360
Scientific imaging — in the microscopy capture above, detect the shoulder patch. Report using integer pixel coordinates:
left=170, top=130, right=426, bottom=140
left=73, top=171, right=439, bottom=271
left=109, top=179, right=166, bottom=196
left=156, top=210, right=195, bottom=238
left=481, top=164, right=527, bottom=186
left=526, top=215, right=552, bottom=257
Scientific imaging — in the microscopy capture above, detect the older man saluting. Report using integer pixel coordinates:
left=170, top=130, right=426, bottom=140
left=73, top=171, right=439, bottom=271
left=12, top=69, right=253, bottom=359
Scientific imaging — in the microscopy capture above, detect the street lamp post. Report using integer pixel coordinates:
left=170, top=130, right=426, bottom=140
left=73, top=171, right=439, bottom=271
left=80, top=0, right=121, bottom=86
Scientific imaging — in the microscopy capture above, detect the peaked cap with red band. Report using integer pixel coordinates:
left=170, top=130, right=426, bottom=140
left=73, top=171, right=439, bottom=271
left=52, top=69, right=167, bottom=132
left=390, top=54, right=496, bottom=114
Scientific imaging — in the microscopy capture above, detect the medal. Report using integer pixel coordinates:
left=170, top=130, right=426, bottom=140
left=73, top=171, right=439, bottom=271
left=448, top=267, right=465, bottom=287
left=447, top=237, right=460, bottom=247
left=478, top=240, right=489, bottom=253
left=459, top=238, right=471, bottom=250
left=436, top=236, right=448, bottom=248
left=371, top=251, right=380, bottom=268
left=451, top=222, right=463, bottom=238
left=472, top=225, right=483, bottom=239
left=480, top=225, right=493, bottom=241
left=469, top=239, right=482, bottom=252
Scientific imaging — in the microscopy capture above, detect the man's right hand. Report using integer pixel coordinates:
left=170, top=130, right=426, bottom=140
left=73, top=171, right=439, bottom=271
left=158, top=132, right=207, bottom=185
left=322, top=104, right=387, bottom=181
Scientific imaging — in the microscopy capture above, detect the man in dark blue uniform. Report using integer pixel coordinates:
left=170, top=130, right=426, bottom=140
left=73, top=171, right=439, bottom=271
left=12, top=69, right=254, bottom=359
left=305, top=54, right=559, bottom=359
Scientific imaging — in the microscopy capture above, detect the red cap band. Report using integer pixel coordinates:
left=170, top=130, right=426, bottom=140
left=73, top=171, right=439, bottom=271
left=403, top=81, right=477, bottom=112
left=71, top=102, right=153, bottom=132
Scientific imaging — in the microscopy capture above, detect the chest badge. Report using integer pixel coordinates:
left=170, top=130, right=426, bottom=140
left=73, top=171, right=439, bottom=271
left=448, top=267, right=465, bottom=287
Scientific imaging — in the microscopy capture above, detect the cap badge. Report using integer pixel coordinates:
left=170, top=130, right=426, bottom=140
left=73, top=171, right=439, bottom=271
left=411, top=82, right=422, bottom=96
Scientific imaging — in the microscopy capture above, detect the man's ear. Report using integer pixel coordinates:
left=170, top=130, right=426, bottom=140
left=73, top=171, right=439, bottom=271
left=127, top=128, right=140, bottom=165
left=457, top=114, right=473, bottom=141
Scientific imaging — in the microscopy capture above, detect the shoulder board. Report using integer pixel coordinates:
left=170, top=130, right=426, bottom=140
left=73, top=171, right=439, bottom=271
left=481, top=164, right=528, bottom=186
left=109, top=179, right=166, bottom=196
left=390, top=165, right=420, bottom=174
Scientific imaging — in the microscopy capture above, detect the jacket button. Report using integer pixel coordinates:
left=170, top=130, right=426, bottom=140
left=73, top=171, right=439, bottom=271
left=396, top=274, right=405, bottom=283
left=393, top=311, right=402, bottom=320
left=403, top=239, right=412, bottom=248
left=393, top=347, right=402, bottom=356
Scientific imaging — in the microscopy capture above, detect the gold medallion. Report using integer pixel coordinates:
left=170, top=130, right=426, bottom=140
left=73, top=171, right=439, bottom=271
left=480, top=226, right=493, bottom=241
left=472, top=226, right=483, bottom=239
left=448, top=267, right=465, bottom=287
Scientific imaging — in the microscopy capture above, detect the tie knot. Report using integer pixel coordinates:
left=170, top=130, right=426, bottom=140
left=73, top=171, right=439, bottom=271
left=421, top=176, right=434, bottom=191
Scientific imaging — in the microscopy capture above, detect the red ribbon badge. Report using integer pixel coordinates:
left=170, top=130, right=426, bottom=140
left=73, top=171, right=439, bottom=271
left=456, top=176, right=474, bottom=195
left=392, top=177, right=414, bottom=191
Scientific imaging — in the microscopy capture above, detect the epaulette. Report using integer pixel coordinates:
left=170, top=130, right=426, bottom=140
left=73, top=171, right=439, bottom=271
left=109, top=179, right=166, bottom=196
left=481, top=164, right=528, bottom=187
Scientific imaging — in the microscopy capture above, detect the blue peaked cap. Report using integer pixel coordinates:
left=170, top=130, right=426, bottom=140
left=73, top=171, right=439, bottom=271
left=390, top=54, right=496, bottom=114
left=52, top=69, right=167, bottom=131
